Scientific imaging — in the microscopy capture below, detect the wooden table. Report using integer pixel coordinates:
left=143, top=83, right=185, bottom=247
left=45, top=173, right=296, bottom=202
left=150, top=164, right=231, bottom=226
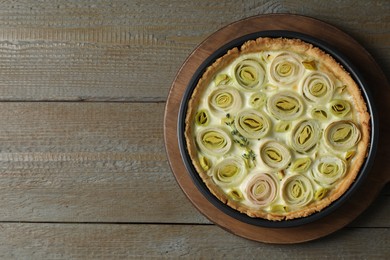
left=0, top=1, right=388, bottom=258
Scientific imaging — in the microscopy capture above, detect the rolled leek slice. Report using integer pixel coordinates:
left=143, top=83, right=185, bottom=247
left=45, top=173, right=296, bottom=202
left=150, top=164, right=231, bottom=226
left=329, top=99, right=351, bottom=117
left=212, top=157, right=246, bottom=188
left=302, top=72, right=334, bottom=103
left=234, top=109, right=271, bottom=139
left=242, top=172, right=279, bottom=207
left=310, top=156, right=347, bottom=187
left=267, top=91, right=304, bottom=120
left=324, top=120, right=361, bottom=151
left=233, top=58, right=265, bottom=91
left=282, top=174, right=313, bottom=208
left=196, top=127, right=232, bottom=156
left=208, top=86, right=242, bottom=114
left=269, top=52, right=304, bottom=87
left=290, top=119, right=321, bottom=153
left=260, top=140, right=291, bottom=170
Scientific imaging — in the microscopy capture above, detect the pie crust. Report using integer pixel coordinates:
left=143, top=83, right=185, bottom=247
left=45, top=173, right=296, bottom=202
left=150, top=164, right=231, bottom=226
left=184, top=37, right=370, bottom=221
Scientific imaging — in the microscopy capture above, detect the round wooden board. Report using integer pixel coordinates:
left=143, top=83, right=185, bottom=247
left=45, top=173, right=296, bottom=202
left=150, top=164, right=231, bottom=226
left=164, top=14, right=390, bottom=244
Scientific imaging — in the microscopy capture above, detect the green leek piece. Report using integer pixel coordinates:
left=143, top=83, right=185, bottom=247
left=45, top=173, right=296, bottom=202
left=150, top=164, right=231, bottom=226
left=195, top=109, right=210, bottom=126
left=249, top=92, right=267, bottom=109
left=277, top=170, right=285, bottom=180
left=290, top=157, right=312, bottom=173
left=311, top=107, right=328, bottom=120
left=214, top=73, right=231, bottom=86
left=337, top=84, right=347, bottom=94
left=275, top=121, right=291, bottom=132
left=228, top=188, right=244, bottom=201
left=330, top=99, right=351, bottom=117
left=270, top=204, right=288, bottom=213
left=302, top=60, right=317, bottom=70
left=345, top=150, right=356, bottom=162
left=314, top=188, right=328, bottom=200
left=199, top=156, right=211, bottom=171
left=262, top=83, right=278, bottom=92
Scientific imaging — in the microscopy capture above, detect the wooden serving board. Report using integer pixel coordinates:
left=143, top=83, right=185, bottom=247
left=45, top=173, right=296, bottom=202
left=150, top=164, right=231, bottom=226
left=164, top=14, right=390, bottom=244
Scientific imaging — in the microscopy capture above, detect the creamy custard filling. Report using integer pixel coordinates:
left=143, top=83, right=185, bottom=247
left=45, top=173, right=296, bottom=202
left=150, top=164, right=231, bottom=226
left=186, top=39, right=369, bottom=220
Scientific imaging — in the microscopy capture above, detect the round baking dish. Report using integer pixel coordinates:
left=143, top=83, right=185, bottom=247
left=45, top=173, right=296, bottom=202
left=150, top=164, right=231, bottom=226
left=177, top=30, right=378, bottom=228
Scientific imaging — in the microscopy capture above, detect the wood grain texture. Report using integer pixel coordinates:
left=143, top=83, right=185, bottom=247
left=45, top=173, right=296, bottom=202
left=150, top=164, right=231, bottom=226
left=0, top=102, right=209, bottom=223
left=0, top=223, right=388, bottom=259
left=0, top=102, right=386, bottom=227
left=0, top=0, right=386, bottom=101
left=0, top=0, right=387, bottom=257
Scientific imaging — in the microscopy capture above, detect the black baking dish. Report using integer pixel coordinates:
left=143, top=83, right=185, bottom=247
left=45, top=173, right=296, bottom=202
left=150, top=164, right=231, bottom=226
left=177, top=30, right=378, bottom=228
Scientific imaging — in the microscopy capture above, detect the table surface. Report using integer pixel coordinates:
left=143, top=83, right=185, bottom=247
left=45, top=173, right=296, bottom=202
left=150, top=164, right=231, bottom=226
left=0, top=1, right=388, bottom=258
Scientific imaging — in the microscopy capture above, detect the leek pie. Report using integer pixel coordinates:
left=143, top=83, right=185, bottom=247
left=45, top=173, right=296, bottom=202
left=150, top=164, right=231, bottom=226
left=184, top=37, right=370, bottom=221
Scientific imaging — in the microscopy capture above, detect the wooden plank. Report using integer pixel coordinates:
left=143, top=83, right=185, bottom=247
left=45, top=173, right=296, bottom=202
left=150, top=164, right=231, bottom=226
left=0, top=39, right=186, bottom=102
left=0, top=102, right=205, bottom=224
left=0, top=102, right=386, bottom=228
left=0, top=223, right=387, bottom=259
left=0, top=0, right=386, bottom=101
left=349, top=193, right=390, bottom=228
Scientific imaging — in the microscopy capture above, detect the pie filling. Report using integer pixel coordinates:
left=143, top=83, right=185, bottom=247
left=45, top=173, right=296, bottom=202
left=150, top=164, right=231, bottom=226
left=185, top=38, right=370, bottom=221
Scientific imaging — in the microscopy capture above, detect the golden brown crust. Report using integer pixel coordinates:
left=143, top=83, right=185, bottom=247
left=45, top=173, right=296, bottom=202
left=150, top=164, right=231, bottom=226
left=184, top=37, right=370, bottom=221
